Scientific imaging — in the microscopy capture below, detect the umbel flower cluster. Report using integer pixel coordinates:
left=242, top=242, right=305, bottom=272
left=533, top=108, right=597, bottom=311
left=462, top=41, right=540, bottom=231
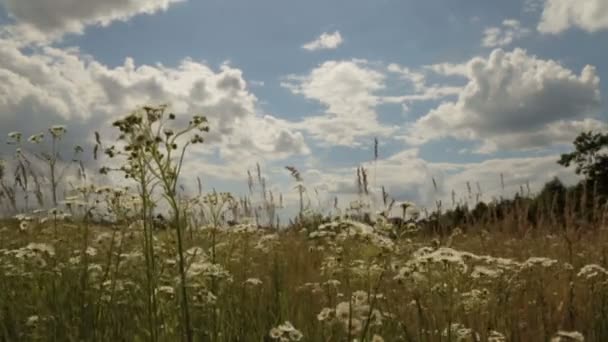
left=101, top=105, right=208, bottom=181
left=97, top=104, right=212, bottom=342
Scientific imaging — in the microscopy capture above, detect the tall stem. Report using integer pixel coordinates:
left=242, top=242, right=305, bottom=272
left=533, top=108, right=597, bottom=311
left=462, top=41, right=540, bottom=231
left=50, top=137, right=58, bottom=207
left=140, top=175, right=158, bottom=342
left=170, top=197, right=192, bottom=342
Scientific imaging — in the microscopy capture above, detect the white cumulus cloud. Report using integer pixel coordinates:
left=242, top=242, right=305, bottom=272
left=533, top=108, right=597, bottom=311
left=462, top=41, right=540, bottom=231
left=482, top=19, right=531, bottom=47
left=405, top=48, right=602, bottom=153
left=0, top=0, right=184, bottom=43
left=282, top=60, right=397, bottom=146
left=0, top=38, right=309, bottom=178
left=538, top=0, right=608, bottom=33
left=302, top=31, right=343, bottom=51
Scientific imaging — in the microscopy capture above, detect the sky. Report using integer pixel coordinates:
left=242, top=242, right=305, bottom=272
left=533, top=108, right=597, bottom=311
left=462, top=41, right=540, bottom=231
left=0, top=0, right=607, bottom=215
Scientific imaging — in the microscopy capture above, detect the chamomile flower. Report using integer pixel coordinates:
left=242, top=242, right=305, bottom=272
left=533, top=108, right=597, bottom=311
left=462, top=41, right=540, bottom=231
left=49, top=125, right=67, bottom=138
left=28, top=133, right=44, bottom=144
left=19, top=221, right=29, bottom=231
left=269, top=321, right=303, bottom=341
left=8, top=131, right=22, bottom=142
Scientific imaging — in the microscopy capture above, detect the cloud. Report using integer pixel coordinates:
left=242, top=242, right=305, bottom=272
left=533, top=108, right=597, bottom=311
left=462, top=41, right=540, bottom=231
left=537, top=0, right=608, bottom=33
left=0, top=38, right=309, bottom=179
left=291, top=149, right=436, bottom=212
left=282, top=60, right=397, bottom=146
left=387, top=63, right=426, bottom=91
left=423, top=62, right=468, bottom=77
left=282, top=59, right=472, bottom=146
left=302, top=31, right=343, bottom=51
left=0, top=0, right=184, bottom=43
left=437, top=155, right=580, bottom=204
left=381, top=85, right=461, bottom=105
left=382, top=62, right=462, bottom=111
left=482, top=19, right=531, bottom=47
left=524, top=0, right=544, bottom=13
left=405, top=48, right=602, bottom=153
left=301, top=148, right=580, bottom=211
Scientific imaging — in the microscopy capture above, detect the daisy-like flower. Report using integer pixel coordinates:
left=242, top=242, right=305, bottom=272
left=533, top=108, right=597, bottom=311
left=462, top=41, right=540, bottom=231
left=156, top=286, right=175, bottom=297
left=345, top=318, right=363, bottom=336
left=269, top=321, right=303, bottom=341
left=26, top=315, right=39, bottom=327
left=85, top=247, right=98, bottom=257
left=14, top=214, right=32, bottom=221
left=8, top=131, right=22, bottom=142
left=58, top=213, right=72, bottom=220
left=352, top=290, right=368, bottom=306
left=19, top=221, right=29, bottom=231
left=577, top=264, right=608, bottom=280
left=551, top=331, right=584, bottom=342
left=49, top=125, right=67, bottom=138
left=317, top=308, right=334, bottom=322
left=488, top=330, right=507, bottom=342
left=269, top=328, right=282, bottom=339
left=335, top=302, right=350, bottom=322
left=28, top=133, right=44, bottom=144
left=26, top=242, right=55, bottom=257
left=371, top=335, right=385, bottom=342
left=244, top=278, right=263, bottom=286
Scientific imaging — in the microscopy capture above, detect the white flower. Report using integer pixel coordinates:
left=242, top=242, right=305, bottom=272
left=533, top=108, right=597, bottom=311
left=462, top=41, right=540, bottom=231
left=344, top=318, right=363, bottom=335
left=317, top=308, right=333, bottom=321
left=8, top=131, right=22, bottom=142
left=471, top=265, right=500, bottom=279
left=244, top=278, right=263, bottom=286
left=60, top=198, right=88, bottom=207
left=324, top=279, right=341, bottom=287
left=28, top=133, right=44, bottom=144
left=49, top=125, right=67, bottom=138
left=14, top=214, right=32, bottom=221
left=85, top=247, right=98, bottom=257
left=269, top=328, right=282, bottom=339
left=26, top=243, right=55, bottom=257
left=371, top=335, right=385, bottom=342
left=522, top=257, right=558, bottom=269
left=335, top=302, right=350, bottom=322
left=58, top=213, right=72, bottom=220
left=551, top=331, right=584, bottom=342
left=577, top=264, right=608, bottom=280
left=488, top=330, right=506, bottom=342
left=443, top=323, right=480, bottom=341
left=352, top=290, right=368, bottom=306
left=19, top=221, right=29, bottom=231
left=269, top=321, right=303, bottom=341
left=26, top=315, right=39, bottom=327
left=156, top=286, right=175, bottom=296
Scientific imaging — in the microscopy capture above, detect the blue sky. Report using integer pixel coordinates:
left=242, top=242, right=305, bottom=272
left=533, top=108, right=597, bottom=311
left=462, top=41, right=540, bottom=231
left=0, top=0, right=607, bottom=214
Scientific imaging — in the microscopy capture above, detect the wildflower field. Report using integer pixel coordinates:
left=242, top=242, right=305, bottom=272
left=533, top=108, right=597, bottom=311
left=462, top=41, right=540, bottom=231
left=1, top=106, right=608, bottom=342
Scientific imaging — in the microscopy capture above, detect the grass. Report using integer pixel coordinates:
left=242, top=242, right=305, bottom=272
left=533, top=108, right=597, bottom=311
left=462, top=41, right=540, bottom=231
left=1, top=105, right=607, bottom=341
left=0, top=212, right=607, bottom=341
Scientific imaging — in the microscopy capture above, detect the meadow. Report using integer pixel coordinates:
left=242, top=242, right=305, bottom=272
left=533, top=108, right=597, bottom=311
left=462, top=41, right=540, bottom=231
left=1, top=106, right=607, bottom=342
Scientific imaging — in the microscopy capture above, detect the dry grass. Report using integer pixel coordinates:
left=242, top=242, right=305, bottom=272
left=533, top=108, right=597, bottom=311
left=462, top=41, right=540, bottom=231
left=0, top=212, right=607, bottom=341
